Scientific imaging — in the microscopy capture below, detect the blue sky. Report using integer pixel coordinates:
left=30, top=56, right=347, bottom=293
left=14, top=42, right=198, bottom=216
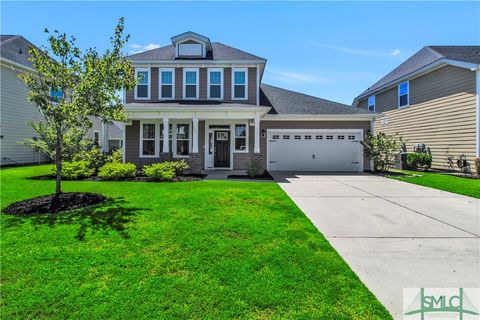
left=1, top=1, right=479, bottom=104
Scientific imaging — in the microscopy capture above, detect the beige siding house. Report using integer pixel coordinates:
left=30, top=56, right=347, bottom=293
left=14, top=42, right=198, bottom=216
left=124, top=31, right=376, bottom=173
left=353, top=46, right=480, bottom=170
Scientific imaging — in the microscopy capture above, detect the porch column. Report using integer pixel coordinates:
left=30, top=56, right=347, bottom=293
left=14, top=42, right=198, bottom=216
left=163, top=117, right=169, bottom=153
left=102, top=122, right=109, bottom=153
left=254, top=114, right=260, bottom=153
left=192, top=116, right=199, bottom=153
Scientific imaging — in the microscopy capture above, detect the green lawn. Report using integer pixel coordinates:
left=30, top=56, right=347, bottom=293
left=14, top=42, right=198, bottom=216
left=1, top=165, right=391, bottom=319
left=387, top=170, right=480, bottom=198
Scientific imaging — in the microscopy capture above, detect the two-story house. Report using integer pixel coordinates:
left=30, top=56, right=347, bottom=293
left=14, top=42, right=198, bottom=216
left=353, top=46, right=480, bottom=170
left=124, top=31, right=376, bottom=173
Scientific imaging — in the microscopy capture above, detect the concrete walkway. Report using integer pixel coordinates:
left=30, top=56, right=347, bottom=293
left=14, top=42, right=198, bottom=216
left=272, top=172, right=480, bottom=319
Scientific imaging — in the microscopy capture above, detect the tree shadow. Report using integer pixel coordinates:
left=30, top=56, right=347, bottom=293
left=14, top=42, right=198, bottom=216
left=2, top=198, right=145, bottom=241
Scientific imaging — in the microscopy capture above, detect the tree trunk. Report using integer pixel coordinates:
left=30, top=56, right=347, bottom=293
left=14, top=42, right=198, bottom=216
left=55, top=130, right=63, bottom=195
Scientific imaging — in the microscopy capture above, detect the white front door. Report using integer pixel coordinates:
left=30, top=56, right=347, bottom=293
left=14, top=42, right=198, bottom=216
left=267, top=129, right=364, bottom=172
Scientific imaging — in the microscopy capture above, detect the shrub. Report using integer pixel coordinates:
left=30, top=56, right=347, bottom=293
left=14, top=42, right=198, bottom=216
left=474, top=157, right=480, bottom=176
left=77, top=147, right=105, bottom=173
left=407, top=153, right=432, bottom=170
left=98, top=163, right=136, bottom=180
left=361, top=132, right=403, bottom=172
left=246, top=162, right=263, bottom=178
left=60, top=161, right=95, bottom=179
left=105, top=149, right=123, bottom=164
left=169, top=160, right=190, bottom=175
left=143, top=163, right=176, bottom=181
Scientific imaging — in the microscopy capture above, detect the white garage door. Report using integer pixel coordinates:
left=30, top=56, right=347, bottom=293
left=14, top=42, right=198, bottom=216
left=267, top=129, right=364, bottom=172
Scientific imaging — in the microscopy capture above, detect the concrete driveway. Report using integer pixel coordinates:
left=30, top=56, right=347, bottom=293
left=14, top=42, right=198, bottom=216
left=272, top=172, right=480, bottom=319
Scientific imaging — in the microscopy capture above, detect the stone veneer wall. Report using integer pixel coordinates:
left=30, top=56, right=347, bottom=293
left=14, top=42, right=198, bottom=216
left=186, top=153, right=202, bottom=173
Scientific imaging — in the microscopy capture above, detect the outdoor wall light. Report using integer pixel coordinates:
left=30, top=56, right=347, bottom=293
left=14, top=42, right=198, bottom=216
left=262, top=129, right=266, bottom=138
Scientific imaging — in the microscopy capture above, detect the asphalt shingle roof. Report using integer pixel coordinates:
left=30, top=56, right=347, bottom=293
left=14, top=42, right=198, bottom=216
left=260, top=84, right=375, bottom=115
left=0, top=35, right=37, bottom=68
left=356, top=46, right=480, bottom=99
left=128, top=42, right=265, bottom=61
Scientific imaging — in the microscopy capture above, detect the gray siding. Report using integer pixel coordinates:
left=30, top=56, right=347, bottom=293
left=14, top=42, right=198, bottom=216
left=0, top=64, right=49, bottom=165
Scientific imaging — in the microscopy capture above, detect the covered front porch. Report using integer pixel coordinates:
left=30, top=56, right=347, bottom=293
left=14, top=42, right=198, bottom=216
left=123, top=104, right=270, bottom=172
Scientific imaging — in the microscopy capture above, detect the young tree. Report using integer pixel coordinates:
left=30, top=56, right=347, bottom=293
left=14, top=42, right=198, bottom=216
left=361, top=132, right=403, bottom=172
left=20, top=17, right=136, bottom=195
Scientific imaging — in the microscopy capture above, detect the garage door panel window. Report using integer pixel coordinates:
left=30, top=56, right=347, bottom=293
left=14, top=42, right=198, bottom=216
left=283, top=135, right=290, bottom=140
left=348, top=135, right=355, bottom=140
left=326, top=135, right=333, bottom=140
left=338, top=135, right=345, bottom=140
left=234, top=124, right=247, bottom=152
left=316, top=135, right=323, bottom=140
left=294, top=135, right=301, bottom=140
left=272, top=135, right=279, bottom=140
left=305, top=135, right=312, bottom=140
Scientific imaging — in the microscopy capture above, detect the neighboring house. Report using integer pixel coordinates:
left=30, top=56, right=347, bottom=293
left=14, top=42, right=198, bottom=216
left=124, top=31, right=376, bottom=173
left=0, top=35, right=49, bottom=166
left=353, top=46, right=480, bottom=169
left=0, top=35, right=125, bottom=167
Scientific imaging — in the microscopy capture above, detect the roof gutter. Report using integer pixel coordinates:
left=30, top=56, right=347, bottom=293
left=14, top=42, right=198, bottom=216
left=129, top=59, right=267, bottom=65
left=352, top=58, right=480, bottom=107
left=0, top=57, right=35, bottom=73
left=262, top=113, right=379, bottom=121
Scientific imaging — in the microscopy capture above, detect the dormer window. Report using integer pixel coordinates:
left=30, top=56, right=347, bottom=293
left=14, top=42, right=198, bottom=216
left=135, top=68, right=150, bottom=100
left=178, top=41, right=203, bottom=57
left=183, top=68, right=199, bottom=99
left=171, top=31, right=212, bottom=59
left=232, top=68, right=248, bottom=100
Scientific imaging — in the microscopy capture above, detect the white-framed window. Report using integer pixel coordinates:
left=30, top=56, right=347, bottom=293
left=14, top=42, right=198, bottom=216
left=183, top=68, right=199, bottom=99
left=232, top=68, right=248, bottom=100
left=159, top=68, right=175, bottom=100
left=175, top=123, right=191, bottom=157
left=140, top=123, right=157, bottom=157
left=398, top=81, right=409, bottom=108
left=134, top=68, right=150, bottom=100
left=368, top=95, right=375, bottom=112
left=94, top=131, right=100, bottom=146
left=208, top=68, right=223, bottom=100
left=234, top=123, right=248, bottom=152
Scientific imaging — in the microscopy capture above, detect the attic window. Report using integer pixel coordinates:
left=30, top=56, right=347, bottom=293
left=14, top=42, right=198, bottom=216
left=178, top=42, right=203, bottom=57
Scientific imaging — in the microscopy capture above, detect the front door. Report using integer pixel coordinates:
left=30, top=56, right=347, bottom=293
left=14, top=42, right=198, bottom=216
left=214, top=131, right=230, bottom=168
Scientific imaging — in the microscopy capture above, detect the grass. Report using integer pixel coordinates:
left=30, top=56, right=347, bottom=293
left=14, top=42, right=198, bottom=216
left=1, top=165, right=391, bottom=319
left=387, top=170, right=480, bottom=198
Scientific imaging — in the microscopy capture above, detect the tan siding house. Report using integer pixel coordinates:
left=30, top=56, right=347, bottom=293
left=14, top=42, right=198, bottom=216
left=354, top=46, right=479, bottom=170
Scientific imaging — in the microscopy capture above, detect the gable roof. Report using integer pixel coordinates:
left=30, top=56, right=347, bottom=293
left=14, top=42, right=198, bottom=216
left=260, top=84, right=375, bottom=115
left=354, top=46, right=480, bottom=103
left=0, top=35, right=37, bottom=69
left=128, top=42, right=266, bottom=62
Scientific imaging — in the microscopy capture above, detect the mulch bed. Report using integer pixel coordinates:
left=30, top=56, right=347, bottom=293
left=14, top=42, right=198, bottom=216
left=228, top=171, right=274, bottom=181
left=30, top=174, right=206, bottom=182
left=2, top=192, right=106, bottom=215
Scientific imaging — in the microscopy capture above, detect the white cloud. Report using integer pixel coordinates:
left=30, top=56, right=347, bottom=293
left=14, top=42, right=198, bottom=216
left=389, top=49, right=401, bottom=56
left=308, top=42, right=402, bottom=58
left=129, top=43, right=161, bottom=54
left=265, top=69, right=333, bottom=85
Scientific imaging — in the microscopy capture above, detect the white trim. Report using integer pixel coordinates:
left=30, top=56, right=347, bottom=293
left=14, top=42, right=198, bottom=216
left=353, top=59, right=480, bottom=105
left=207, top=68, right=224, bottom=100
left=192, top=116, right=199, bottom=153
left=174, top=37, right=207, bottom=58
left=139, top=121, right=160, bottom=158
left=94, top=130, right=101, bottom=146
left=266, top=129, right=364, bottom=173
left=368, top=95, right=375, bottom=112
left=232, top=67, right=248, bottom=100
left=130, top=60, right=265, bottom=65
left=254, top=114, right=260, bottom=153
left=203, top=120, right=234, bottom=170
left=476, top=69, right=480, bottom=156
left=256, top=64, right=260, bottom=105
left=122, top=122, right=127, bottom=163
left=183, top=67, right=199, bottom=100
left=158, top=68, right=175, bottom=100
left=233, top=122, right=249, bottom=153
left=397, top=81, right=409, bottom=109
left=162, top=118, right=170, bottom=153
left=261, top=114, right=378, bottom=121
left=134, top=67, right=151, bottom=100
